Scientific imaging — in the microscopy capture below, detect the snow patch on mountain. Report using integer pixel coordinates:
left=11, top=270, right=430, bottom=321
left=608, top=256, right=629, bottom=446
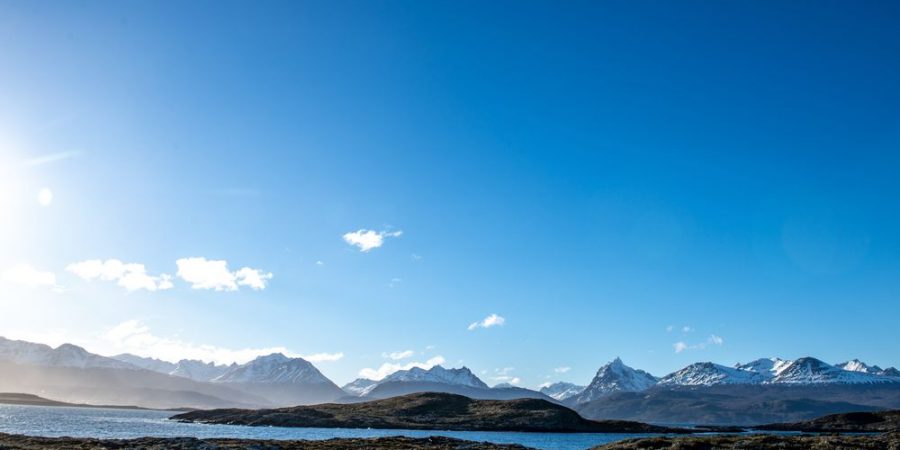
left=659, top=362, right=765, bottom=386
left=342, top=378, right=377, bottom=396
left=0, top=338, right=134, bottom=370
left=213, top=353, right=332, bottom=384
left=380, top=365, right=489, bottom=389
left=539, top=382, right=586, bottom=401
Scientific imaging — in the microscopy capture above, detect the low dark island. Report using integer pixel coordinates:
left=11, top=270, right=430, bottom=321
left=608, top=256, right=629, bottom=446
left=756, top=409, right=900, bottom=433
left=172, top=392, right=686, bottom=433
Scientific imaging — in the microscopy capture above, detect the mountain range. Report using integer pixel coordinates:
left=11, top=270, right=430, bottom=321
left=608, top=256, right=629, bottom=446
left=1, top=336, right=899, bottom=424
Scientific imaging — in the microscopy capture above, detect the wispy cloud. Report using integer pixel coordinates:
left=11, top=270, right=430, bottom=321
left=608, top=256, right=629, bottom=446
left=359, top=355, right=446, bottom=381
left=383, top=350, right=415, bottom=360
left=342, top=229, right=403, bottom=252
left=491, top=367, right=520, bottom=385
left=673, top=334, right=725, bottom=353
left=302, top=352, right=344, bottom=362
left=468, top=313, right=505, bottom=331
left=554, top=366, right=571, bottom=373
left=66, top=259, right=173, bottom=292
left=175, top=257, right=272, bottom=291
left=21, top=150, right=82, bottom=167
left=1, top=264, right=60, bottom=290
left=103, top=320, right=293, bottom=364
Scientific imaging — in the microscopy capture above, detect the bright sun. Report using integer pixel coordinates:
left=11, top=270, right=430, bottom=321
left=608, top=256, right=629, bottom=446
left=37, top=187, right=53, bottom=207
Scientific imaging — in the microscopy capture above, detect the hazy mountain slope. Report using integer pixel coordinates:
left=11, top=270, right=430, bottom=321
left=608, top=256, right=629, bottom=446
left=211, top=353, right=345, bottom=406
left=0, top=361, right=270, bottom=409
left=112, top=354, right=177, bottom=373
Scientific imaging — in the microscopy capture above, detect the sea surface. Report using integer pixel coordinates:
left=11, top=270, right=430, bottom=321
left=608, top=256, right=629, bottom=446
left=0, top=403, right=663, bottom=450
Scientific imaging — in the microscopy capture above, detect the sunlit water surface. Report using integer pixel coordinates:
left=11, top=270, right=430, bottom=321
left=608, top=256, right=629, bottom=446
left=0, top=404, right=666, bottom=450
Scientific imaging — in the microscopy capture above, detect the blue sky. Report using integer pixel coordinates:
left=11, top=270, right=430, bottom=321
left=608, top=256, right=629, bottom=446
left=1, top=0, right=899, bottom=387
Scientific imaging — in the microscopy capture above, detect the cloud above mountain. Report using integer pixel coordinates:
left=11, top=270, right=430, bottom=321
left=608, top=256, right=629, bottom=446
left=176, top=257, right=272, bottom=291
left=674, top=334, right=725, bottom=353
left=1, top=264, right=59, bottom=290
left=359, top=355, right=446, bottom=380
left=101, top=320, right=337, bottom=365
left=66, top=259, right=173, bottom=292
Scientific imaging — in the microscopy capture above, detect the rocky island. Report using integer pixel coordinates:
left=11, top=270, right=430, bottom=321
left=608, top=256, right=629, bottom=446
left=172, top=391, right=684, bottom=433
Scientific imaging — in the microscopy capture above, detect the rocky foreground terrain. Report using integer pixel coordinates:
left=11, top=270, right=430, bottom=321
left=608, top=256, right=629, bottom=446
left=0, top=434, right=529, bottom=450
left=173, top=392, right=683, bottom=433
left=591, top=433, right=900, bottom=449
left=756, top=409, right=900, bottom=432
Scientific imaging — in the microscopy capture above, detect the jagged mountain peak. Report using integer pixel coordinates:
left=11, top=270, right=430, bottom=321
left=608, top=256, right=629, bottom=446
left=382, top=365, right=489, bottom=389
left=571, top=358, right=658, bottom=404
left=213, top=353, right=332, bottom=385
left=659, top=361, right=764, bottom=386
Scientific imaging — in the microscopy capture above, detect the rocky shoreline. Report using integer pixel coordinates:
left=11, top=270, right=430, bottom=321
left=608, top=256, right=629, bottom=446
left=590, top=433, right=900, bottom=449
left=0, top=433, right=531, bottom=450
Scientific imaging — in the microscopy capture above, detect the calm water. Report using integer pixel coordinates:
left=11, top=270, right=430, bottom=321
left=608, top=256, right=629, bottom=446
left=0, top=404, right=657, bottom=450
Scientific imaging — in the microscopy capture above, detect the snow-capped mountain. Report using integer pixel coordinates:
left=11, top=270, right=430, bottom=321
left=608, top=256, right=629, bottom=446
left=380, top=365, right=489, bottom=389
left=0, top=337, right=134, bottom=370
left=171, top=359, right=233, bottom=381
left=770, top=357, right=895, bottom=384
left=493, top=382, right=515, bottom=388
left=113, top=353, right=178, bottom=373
left=112, top=353, right=232, bottom=381
left=571, top=358, right=658, bottom=403
left=539, top=381, right=586, bottom=401
left=341, top=378, right=377, bottom=396
left=658, top=362, right=764, bottom=386
left=213, top=353, right=332, bottom=384
left=837, top=359, right=883, bottom=374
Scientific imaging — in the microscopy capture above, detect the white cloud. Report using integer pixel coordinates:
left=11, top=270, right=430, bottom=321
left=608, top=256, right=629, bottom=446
left=359, top=355, right=445, bottom=381
left=175, top=257, right=272, bottom=291
left=342, top=229, right=403, bottom=252
left=673, top=335, right=725, bottom=353
left=388, top=277, right=402, bottom=288
left=468, top=313, right=505, bottom=331
left=666, top=325, right=674, bottom=332
left=554, top=366, right=571, bottom=373
left=315, top=261, right=325, bottom=266
left=66, top=259, right=173, bottom=292
left=1, top=264, right=58, bottom=289
left=683, top=326, right=694, bottom=333
left=101, top=320, right=337, bottom=365
left=383, top=350, right=415, bottom=360
left=492, top=376, right=521, bottom=385
left=302, top=352, right=344, bottom=362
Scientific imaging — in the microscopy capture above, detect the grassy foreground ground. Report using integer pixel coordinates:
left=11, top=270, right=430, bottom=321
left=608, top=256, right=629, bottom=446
left=0, top=433, right=530, bottom=449
left=591, top=433, right=900, bottom=449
